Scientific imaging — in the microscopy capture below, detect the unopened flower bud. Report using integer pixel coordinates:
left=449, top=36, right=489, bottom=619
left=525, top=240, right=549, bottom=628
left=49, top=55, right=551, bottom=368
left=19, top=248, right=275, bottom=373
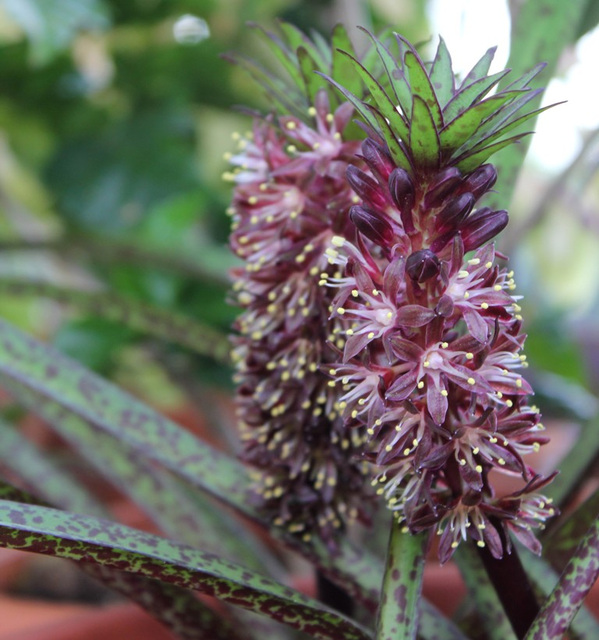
left=437, top=192, right=475, bottom=232
left=350, top=205, right=394, bottom=247
left=346, top=165, right=388, bottom=209
left=461, top=164, right=497, bottom=199
left=461, top=209, right=508, bottom=251
left=424, top=167, right=462, bottom=208
left=361, top=138, right=395, bottom=182
left=389, top=168, right=415, bottom=232
left=406, top=249, right=441, bottom=282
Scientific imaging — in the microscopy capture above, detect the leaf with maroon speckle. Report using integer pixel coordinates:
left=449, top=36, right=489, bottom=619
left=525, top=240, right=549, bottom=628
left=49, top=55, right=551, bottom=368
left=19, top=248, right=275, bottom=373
left=524, top=517, right=599, bottom=640
left=0, top=500, right=372, bottom=640
left=519, top=549, right=599, bottom=639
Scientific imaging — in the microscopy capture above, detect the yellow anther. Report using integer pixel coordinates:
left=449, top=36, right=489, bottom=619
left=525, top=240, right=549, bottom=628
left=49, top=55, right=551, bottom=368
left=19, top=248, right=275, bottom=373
left=403, top=448, right=411, bottom=456
left=466, top=352, right=474, bottom=360
left=475, top=465, right=483, bottom=473
left=468, top=258, right=480, bottom=266
left=337, top=307, right=345, bottom=315
left=287, top=145, right=296, bottom=153
left=485, top=261, right=493, bottom=268
left=423, top=360, right=430, bottom=368
left=367, top=331, right=375, bottom=339
left=417, top=381, right=424, bottom=389
left=516, top=378, right=523, bottom=388
left=498, top=458, right=506, bottom=466
left=372, top=289, right=379, bottom=296
left=480, top=302, right=489, bottom=309
left=351, top=289, right=359, bottom=297
left=477, top=540, right=485, bottom=548
left=441, top=342, right=448, bottom=348
left=451, top=541, right=459, bottom=549
left=493, top=284, right=502, bottom=291
left=285, top=121, right=297, bottom=130
left=458, top=270, right=469, bottom=278
left=332, top=235, right=345, bottom=247
left=385, top=444, right=393, bottom=452
left=308, top=106, right=317, bottom=116
left=441, top=390, right=448, bottom=397
left=312, top=142, right=320, bottom=150
left=467, top=377, right=476, bottom=385
left=464, top=292, right=470, bottom=299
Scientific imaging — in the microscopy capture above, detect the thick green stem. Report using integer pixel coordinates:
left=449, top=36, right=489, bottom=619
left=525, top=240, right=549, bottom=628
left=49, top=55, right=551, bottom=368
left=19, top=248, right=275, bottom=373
left=375, top=524, right=428, bottom=640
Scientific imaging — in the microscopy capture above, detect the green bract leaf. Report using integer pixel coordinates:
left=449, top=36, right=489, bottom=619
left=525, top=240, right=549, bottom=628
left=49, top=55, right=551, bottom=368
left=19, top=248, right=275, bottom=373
left=455, top=134, right=528, bottom=173
left=459, top=46, right=497, bottom=89
left=0, top=500, right=372, bottom=640
left=429, top=37, right=455, bottom=107
left=402, top=47, right=443, bottom=129
left=331, top=24, right=362, bottom=97
left=339, top=50, right=410, bottom=142
left=410, top=95, right=440, bottom=169
left=298, top=46, right=328, bottom=103
left=442, top=70, right=510, bottom=124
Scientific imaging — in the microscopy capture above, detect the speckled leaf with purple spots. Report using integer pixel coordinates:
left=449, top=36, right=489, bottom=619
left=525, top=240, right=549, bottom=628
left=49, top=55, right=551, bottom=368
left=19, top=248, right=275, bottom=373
left=0, top=499, right=372, bottom=640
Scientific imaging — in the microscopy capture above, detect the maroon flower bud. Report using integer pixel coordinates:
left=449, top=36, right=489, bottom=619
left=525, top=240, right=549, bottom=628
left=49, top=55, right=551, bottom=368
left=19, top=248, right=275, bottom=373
left=461, top=164, right=497, bottom=199
left=361, top=138, right=395, bottom=182
left=406, top=249, right=441, bottom=282
left=350, top=205, right=394, bottom=247
left=436, top=192, right=476, bottom=232
left=461, top=209, right=508, bottom=251
left=389, top=167, right=415, bottom=232
left=423, top=167, right=462, bottom=208
left=346, top=165, right=388, bottom=209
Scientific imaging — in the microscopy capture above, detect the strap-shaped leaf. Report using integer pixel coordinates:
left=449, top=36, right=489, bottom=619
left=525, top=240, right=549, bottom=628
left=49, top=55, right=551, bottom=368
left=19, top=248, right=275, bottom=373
left=331, top=24, right=361, bottom=96
left=410, top=95, right=440, bottom=169
left=0, top=376, right=277, bottom=575
left=322, top=73, right=381, bottom=133
left=403, top=48, right=443, bottom=129
left=0, top=500, right=372, bottom=640
left=0, top=484, right=254, bottom=640
left=84, top=564, right=255, bottom=640
left=0, top=278, right=230, bottom=364
left=429, top=37, right=455, bottom=107
left=0, top=419, right=107, bottom=517
left=519, top=550, right=599, bottom=640
left=524, top=518, right=599, bottom=640
left=442, top=69, right=510, bottom=123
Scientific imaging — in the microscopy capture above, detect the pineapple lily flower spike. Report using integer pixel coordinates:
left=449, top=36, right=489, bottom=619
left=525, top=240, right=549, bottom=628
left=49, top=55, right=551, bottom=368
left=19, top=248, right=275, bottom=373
left=226, top=23, right=557, bottom=562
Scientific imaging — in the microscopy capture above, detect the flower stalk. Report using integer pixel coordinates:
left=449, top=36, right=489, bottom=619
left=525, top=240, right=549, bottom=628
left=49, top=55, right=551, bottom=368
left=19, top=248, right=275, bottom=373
left=375, top=526, right=428, bottom=640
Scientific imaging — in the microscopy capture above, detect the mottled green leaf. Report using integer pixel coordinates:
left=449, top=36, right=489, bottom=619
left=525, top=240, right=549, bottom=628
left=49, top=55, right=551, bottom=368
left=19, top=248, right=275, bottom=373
left=459, top=47, right=497, bottom=89
left=0, top=501, right=372, bottom=640
left=0, top=279, right=230, bottom=364
left=403, top=48, right=443, bottom=129
left=410, top=96, right=440, bottom=169
left=524, top=518, right=599, bottom=640
left=519, top=550, right=599, bottom=640
left=375, top=527, right=427, bottom=640
left=0, top=377, right=277, bottom=575
left=0, top=418, right=106, bottom=517
left=84, top=564, right=254, bottom=640
left=429, top=37, right=455, bottom=107
left=322, top=74, right=380, bottom=133
left=454, top=545, right=516, bottom=640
